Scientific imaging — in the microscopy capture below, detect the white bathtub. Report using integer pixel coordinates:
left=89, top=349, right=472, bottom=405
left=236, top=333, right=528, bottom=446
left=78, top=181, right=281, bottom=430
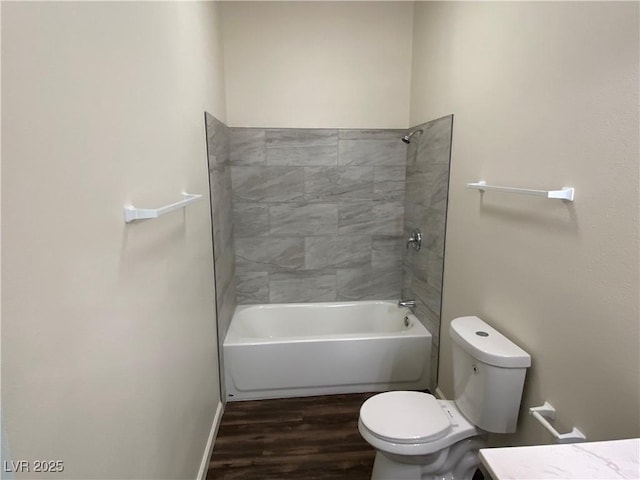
left=223, top=300, right=432, bottom=401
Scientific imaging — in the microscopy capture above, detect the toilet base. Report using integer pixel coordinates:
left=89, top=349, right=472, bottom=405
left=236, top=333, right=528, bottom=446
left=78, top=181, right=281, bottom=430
left=370, top=437, right=484, bottom=480
left=372, top=453, right=422, bottom=479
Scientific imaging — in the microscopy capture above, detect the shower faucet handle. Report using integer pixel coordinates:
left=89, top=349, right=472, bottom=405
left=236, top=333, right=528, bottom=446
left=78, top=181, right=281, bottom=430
left=406, top=228, right=422, bottom=251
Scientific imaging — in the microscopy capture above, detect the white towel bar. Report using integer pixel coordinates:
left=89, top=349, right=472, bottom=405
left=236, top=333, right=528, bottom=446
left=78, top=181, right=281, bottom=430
left=529, top=402, right=586, bottom=443
left=124, top=193, right=202, bottom=223
left=467, top=181, right=575, bottom=201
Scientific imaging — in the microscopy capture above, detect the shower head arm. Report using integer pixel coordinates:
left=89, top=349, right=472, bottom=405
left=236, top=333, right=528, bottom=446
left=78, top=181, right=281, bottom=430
left=401, top=128, right=424, bottom=144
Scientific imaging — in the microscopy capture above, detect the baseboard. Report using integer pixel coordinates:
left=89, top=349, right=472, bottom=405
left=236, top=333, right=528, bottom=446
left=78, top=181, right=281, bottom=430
left=196, top=400, right=224, bottom=480
left=434, top=387, right=447, bottom=399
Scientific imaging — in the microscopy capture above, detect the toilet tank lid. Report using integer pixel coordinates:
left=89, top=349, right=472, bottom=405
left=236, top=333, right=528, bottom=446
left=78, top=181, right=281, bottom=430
left=450, top=316, right=531, bottom=368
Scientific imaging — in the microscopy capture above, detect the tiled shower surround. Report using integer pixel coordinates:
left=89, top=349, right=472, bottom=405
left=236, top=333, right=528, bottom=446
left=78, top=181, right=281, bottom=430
left=230, top=128, right=408, bottom=304
left=401, top=115, right=453, bottom=387
left=205, top=112, right=236, bottom=397
left=206, top=115, right=452, bottom=391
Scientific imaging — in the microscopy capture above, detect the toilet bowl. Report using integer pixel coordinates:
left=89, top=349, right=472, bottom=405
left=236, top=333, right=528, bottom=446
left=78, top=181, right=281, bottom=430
left=359, top=392, right=483, bottom=480
left=358, top=316, right=531, bottom=480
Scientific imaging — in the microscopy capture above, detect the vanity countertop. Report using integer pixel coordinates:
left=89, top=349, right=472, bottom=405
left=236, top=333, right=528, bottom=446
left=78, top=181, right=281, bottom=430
left=479, top=438, right=640, bottom=480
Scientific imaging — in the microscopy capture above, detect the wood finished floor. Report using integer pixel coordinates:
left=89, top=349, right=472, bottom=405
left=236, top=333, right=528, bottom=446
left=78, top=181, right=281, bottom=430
left=207, top=393, right=378, bottom=480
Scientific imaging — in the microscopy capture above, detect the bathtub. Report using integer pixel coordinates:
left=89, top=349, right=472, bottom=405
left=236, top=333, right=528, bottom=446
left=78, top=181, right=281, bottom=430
left=223, top=300, right=432, bottom=401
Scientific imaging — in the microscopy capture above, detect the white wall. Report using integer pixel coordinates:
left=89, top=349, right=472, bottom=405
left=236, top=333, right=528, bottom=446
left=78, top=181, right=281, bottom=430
left=1, top=2, right=226, bottom=478
left=221, top=1, right=414, bottom=128
left=410, top=2, right=639, bottom=444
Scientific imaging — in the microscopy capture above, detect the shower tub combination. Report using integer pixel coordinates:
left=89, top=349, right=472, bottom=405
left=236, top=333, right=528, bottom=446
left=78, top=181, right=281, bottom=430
left=223, top=300, right=432, bottom=401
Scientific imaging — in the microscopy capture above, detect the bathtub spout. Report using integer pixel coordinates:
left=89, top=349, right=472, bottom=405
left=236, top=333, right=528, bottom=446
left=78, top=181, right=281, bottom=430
left=398, top=299, right=416, bottom=309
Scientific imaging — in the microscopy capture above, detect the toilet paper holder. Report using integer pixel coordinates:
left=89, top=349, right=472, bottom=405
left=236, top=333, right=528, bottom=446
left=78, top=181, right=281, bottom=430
left=529, top=402, right=586, bottom=443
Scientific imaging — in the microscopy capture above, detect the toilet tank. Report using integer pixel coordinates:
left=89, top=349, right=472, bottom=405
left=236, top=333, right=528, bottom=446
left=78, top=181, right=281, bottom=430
left=450, top=316, right=531, bottom=434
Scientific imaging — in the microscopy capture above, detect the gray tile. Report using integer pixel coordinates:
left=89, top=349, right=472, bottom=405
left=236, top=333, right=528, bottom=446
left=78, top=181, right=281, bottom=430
left=338, top=202, right=404, bottom=236
left=373, top=166, right=405, bottom=202
left=414, top=302, right=440, bottom=337
left=205, top=113, right=233, bottom=261
left=267, top=145, right=337, bottom=166
left=338, top=202, right=370, bottom=233
left=416, top=115, right=453, bottom=154
left=305, top=167, right=373, bottom=202
left=232, top=203, right=269, bottom=238
left=216, top=276, right=237, bottom=342
left=400, top=114, right=452, bottom=367
left=338, top=139, right=406, bottom=166
left=305, top=235, right=371, bottom=269
left=215, top=243, right=237, bottom=345
left=406, top=177, right=449, bottom=230
left=407, top=160, right=451, bottom=205
left=402, top=243, right=423, bottom=271
left=405, top=139, right=420, bottom=169
left=206, top=112, right=230, bottom=168
left=269, top=272, right=337, bottom=303
left=403, top=201, right=428, bottom=232
left=370, top=202, right=405, bottom=236
left=229, top=128, right=266, bottom=165
left=417, top=144, right=452, bottom=167
left=269, top=203, right=338, bottom=236
left=209, top=152, right=231, bottom=180
left=412, top=300, right=440, bottom=390
left=401, top=263, right=413, bottom=299
left=371, top=236, right=404, bottom=269
left=426, top=252, right=445, bottom=289
left=336, top=267, right=402, bottom=301
left=426, top=163, right=451, bottom=207
left=405, top=148, right=427, bottom=172
left=338, top=129, right=406, bottom=141
left=205, top=111, right=237, bottom=394
left=236, top=272, right=269, bottom=304
left=210, top=168, right=234, bottom=259
left=224, top=119, right=452, bottom=315
left=402, top=115, right=452, bottom=281
left=423, top=207, right=447, bottom=253
left=231, top=166, right=304, bottom=202
left=235, top=237, right=304, bottom=273
left=408, top=149, right=443, bottom=175
left=404, top=170, right=431, bottom=210
left=411, top=273, right=442, bottom=317
left=214, top=242, right=236, bottom=295
left=204, top=111, right=217, bottom=131
left=266, top=129, right=337, bottom=147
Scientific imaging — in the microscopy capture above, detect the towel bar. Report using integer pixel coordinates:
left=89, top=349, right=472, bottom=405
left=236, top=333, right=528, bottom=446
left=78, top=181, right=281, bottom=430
left=124, top=192, right=202, bottom=223
left=529, top=402, right=586, bottom=443
left=467, top=181, right=575, bottom=201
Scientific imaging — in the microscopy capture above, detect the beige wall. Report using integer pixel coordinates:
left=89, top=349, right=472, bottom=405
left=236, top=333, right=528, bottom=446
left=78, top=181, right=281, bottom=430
left=1, top=2, right=225, bottom=478
left=411, top=2, right=639, bottom=444
left=221, top=1, right=414, bottom=129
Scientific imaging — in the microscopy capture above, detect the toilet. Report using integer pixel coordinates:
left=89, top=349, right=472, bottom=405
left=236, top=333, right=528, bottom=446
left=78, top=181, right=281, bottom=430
left=358, top=316, right=531, bottom=480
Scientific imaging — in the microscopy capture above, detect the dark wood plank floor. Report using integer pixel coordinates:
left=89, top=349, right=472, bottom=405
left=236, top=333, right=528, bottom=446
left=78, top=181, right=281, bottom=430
left=207, top=393, right=377, bottom=480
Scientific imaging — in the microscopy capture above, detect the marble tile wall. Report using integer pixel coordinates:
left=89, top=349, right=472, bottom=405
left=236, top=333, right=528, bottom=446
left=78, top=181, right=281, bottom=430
left=205, top=112, right=237, bottom=398
left=401, top=115, right=453, bottom=390
left=230, top=128, right=407, bottom=304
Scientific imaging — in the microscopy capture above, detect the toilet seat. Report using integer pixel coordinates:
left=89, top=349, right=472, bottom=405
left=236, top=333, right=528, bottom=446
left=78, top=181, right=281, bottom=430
left=358, top=392, right=480, bottom=457
left=360, top=391, right=451, bottom=444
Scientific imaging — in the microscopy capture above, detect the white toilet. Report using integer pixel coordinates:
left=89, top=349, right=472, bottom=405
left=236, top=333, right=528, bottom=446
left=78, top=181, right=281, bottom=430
left=358, top=316, right=531, bottom=480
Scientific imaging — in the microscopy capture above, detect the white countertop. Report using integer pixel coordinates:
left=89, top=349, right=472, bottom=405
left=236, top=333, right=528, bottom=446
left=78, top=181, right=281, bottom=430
left=479, top=438, right=640, bottom=480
